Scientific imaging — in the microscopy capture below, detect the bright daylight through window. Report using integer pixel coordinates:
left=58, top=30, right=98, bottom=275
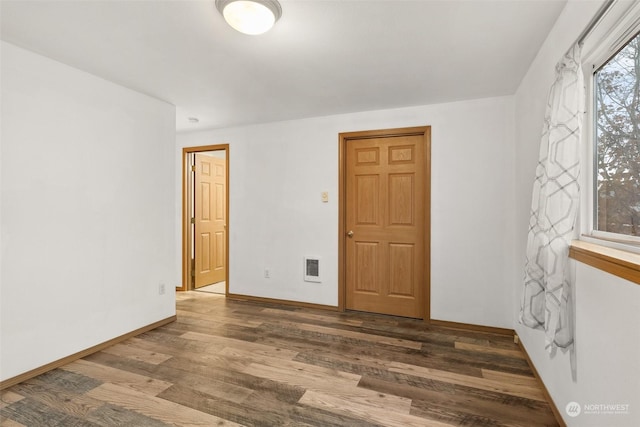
left=593, top=32, right=640, bottom=239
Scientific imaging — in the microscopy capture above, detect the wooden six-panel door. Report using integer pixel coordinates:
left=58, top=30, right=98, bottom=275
left=194, top=154, right=226, bottom=288
left=344, top=129, right=429, bottom=319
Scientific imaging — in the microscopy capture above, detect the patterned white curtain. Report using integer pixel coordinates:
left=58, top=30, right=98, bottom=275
left=520, top=44, right=584, bottom=353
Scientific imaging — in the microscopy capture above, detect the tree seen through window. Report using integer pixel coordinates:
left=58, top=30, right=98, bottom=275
left=595, top=32, right=640, bottom=237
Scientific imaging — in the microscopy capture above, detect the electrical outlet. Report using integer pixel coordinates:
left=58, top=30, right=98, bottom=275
left=321, top=191, right=329, bottom=203
left=159, top=283, right=166, bottom=295
left=264, top=269, right=270, bottom=278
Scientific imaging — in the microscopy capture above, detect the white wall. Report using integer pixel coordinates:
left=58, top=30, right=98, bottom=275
left=178, top=95, right=516, bottom=329
left=0, top=42, right=177, bottom=381
left=514, top=1, right=640, bottom=426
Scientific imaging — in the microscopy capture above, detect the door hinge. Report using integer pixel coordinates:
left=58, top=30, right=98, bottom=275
left=191, top=165, right=196, bottom=172
left=190, top=217, right=195, bottom=224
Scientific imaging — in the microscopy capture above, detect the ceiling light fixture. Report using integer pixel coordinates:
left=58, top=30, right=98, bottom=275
left=215, top=0, right=282, bottom=35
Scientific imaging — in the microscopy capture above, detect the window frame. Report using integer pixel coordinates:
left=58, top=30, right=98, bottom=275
left=580, top=2, right=640, bottom=254
left=571, top=1, right=640, bottom=285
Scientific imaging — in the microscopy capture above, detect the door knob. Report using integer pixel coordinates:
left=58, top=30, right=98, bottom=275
left=347, top=230, right=354, bottom=238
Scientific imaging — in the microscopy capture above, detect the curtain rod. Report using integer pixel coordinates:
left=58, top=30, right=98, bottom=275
left=572, top=0, right=617, bottom=51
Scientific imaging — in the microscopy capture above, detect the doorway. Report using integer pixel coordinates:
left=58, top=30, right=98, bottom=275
left=180, top=145, right=229, bottom=293
left=338, top=127, right=430, bottom=320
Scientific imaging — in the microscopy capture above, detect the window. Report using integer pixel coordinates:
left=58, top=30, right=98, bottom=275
left=592, top=31, right=640, bottom=242
left=572, top=7, right=640, bottom=285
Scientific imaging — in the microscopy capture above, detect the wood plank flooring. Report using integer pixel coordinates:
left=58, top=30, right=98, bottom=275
left=1, top=292, right=559, bottom=426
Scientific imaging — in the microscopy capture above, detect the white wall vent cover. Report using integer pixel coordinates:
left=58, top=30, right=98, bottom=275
left=304, top=256, right=321, bottom=283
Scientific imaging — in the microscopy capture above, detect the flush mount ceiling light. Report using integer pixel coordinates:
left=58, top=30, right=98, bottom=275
left=215, top=0, right=282, bottom=35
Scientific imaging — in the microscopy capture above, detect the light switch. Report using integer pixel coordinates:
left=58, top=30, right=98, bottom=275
left=321, top=191, right=329, bottom=203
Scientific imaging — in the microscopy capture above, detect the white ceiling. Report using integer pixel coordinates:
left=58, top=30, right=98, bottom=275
left=1, top=0, right=567, bottom=132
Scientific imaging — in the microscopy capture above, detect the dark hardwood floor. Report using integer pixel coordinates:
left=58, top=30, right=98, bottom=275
left=1, top=291, right=558, bottom=426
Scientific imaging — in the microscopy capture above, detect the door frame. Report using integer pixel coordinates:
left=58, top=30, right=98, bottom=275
left=179, top=144, right=230, bottom=292
left=338, top=126, right=431, bottom=320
